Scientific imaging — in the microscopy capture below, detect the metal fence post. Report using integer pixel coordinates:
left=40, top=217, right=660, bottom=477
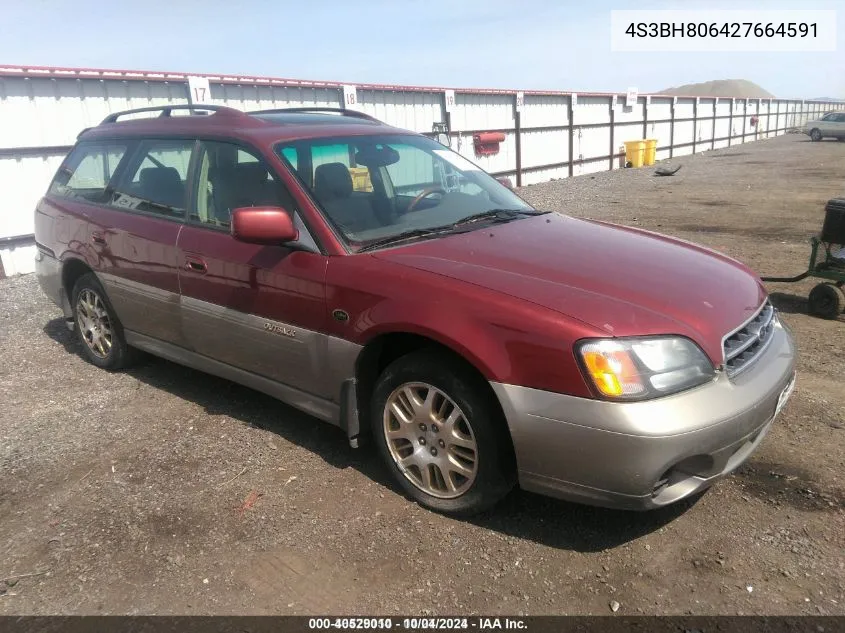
left=669, top=99, right=675, bottom=159
left=767, top=100, right=772, bottom=137
left=514, top=94, right=523, bottom=187
left=728, top=99, right=733, bottom=147
left=642, top=97, right=648, bottom=141
left=692, top=98, right=698, bottom=154
left=567, top=95, right=575, bottom=178
left=711, top=98, right=717, bottom=150
left=609, top=98, right=616, bottom=171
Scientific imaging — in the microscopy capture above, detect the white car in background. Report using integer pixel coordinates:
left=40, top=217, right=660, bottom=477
left=804, top=111, right=845, bottom=141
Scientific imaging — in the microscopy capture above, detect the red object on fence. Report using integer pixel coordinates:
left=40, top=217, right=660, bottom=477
left=473, top=132, right=506, bottom=156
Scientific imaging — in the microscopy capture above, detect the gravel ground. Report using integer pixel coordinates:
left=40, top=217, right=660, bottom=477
left=0, top=134, right=843, bottom=616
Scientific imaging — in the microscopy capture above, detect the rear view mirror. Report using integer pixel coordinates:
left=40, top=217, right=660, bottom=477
left=496, top=177, right=514, bottom=189
left=354, top=145, right=400, bottom=167
left=231, top=207, right=298, bottom=245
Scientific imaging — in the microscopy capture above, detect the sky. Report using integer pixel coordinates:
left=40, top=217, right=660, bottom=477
left=1, top=0, right=842, bottom=98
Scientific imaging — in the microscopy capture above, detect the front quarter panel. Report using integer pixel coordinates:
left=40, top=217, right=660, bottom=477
left=324, top=255, right=602, bottom=398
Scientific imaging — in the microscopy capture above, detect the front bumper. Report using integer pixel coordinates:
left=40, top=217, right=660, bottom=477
left=492, top=320, right=796, bottom=510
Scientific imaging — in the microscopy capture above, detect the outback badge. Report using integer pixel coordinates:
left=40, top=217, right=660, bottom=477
left=263, top=322, right=296, bottom=338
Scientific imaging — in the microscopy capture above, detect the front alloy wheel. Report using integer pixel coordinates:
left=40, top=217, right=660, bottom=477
left=371, top=350, right=516, bottom=516
left=383, top=382, right=478, bottom=498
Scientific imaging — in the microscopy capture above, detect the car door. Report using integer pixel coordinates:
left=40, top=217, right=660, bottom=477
left=818, top=112, right=837, bottom=136
left=88, top=138, right=195, bottom=346
left=176, top=140, right=334, bottom=400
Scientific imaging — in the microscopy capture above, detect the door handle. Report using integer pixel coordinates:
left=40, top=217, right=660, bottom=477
left=185, top=256, right=208, bottom=274
left=91, top=231, right=106, bottom=245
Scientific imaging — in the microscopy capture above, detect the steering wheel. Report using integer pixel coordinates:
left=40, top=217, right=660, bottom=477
left=406, top=186, right=446, bottom=213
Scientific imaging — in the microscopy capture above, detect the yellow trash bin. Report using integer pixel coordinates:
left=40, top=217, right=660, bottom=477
left=644, top=139, right=658, bottom=166
left=624, top=140, right=646, bottom=168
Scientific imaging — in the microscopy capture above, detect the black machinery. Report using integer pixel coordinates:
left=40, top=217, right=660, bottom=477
left=761, top=198, right=845, bottom=319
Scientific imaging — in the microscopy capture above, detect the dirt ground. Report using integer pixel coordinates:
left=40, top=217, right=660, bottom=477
left=1, top=134, right=843, bottom=616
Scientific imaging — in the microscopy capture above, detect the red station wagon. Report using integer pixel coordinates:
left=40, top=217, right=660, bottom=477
left=35, top=105, right=796, bottom=515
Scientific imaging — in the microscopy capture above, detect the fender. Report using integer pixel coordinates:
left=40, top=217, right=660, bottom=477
left=355, top=303, right=512, bottom=383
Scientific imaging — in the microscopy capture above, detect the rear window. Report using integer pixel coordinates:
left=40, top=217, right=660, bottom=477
left=49, top=143, right=128, bottom=202
left=109, top=140, right=195, bottom=217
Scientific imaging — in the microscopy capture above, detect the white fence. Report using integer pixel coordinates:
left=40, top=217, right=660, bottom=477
left=1, top=64, right=842, bottom=276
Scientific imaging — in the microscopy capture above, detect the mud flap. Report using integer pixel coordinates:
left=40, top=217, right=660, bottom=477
left=340, top=379, right=361, bottom=448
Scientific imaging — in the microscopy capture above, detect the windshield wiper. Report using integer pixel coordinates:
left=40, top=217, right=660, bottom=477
left=357, top=209, right=549, bottom=253
left=357, top=227, right=453, bottom=252
left=451, top=208, right=549, bottom=227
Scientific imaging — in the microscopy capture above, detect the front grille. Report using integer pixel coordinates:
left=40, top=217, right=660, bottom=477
left=722, top=300, right=776, bottom=377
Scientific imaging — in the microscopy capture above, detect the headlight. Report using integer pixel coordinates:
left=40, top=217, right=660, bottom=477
left=576, top=336, right=715, bottom=400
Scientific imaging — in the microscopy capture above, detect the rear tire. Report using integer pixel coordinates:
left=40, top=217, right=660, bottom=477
left=808, top=282, right=843, bottom=319
left=810, top=128, right=822, bottom=142
left=371, top=350, right=516, bottom=516
left=71, top=273, right=135, bottom=370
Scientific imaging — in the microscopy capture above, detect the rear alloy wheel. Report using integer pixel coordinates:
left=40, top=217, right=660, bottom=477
left=372, top=350, right=515, bottom=515
left=810, top=128, right=822, bottom=142
left=72, top=273, right=135, bottom=369
left=808, top=282, right=843, bottom=319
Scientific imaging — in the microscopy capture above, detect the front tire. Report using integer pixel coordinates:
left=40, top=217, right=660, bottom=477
left=371, top=350, right=516, bottom=516
left=810, top=128, right=822, bottom=142
left=71, top=273, right=135, bottom=370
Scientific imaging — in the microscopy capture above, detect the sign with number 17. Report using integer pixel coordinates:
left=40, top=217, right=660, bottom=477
left=187, top=76, right=211, bottom=104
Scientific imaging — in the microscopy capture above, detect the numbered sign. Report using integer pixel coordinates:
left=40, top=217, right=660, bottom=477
left=645, top=95, right=651, bottom=106
left=571, top=93, right=578, bottom=107
left=343, top=85, right=358, bottom=109
left=444, top=89, right=456, bottom=113
left=515, top=91, right=524, bottom=112
left=625, top=87, right=638, bottom=107
left=187, top=76, right=210, bottom=104
left=611, top=95, right=618, bottom=109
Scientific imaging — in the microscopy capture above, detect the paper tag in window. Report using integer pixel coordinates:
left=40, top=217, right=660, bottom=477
left=113, top=193, right=142, bottom=210
left=433, top=149, right=480, bottom=172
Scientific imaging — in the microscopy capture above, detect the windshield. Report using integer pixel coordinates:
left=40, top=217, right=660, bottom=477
left=274, top=134, right=535, bottom=249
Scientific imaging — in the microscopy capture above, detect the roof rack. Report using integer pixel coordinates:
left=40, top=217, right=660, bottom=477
left=248, top=107, right=380, bottom=122
left=101, top=104, right=245, bottom=124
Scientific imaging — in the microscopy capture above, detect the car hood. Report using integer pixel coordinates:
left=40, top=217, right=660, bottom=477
left=373, top=213, right=767, bottom=364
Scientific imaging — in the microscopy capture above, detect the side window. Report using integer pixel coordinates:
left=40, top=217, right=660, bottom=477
left=193, top=141, right=295, bottom=228
left=110, top=140, right=194, bottom=217
left=383, top=143, right=482, bottom=197
left=311, top=143, right=372, bottom=193
left=385, top=145, right=435, bottom=196
left=49, top=143, right=128, bottom=202
left=280, top=146, right=298, bottom=171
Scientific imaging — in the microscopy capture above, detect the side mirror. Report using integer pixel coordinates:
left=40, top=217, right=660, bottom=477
left=231, top=207, right=298, bottom=245
left=496, top=177, right=514, bottom=190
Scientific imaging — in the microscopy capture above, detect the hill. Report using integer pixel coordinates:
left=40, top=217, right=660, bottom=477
left=657, top=79, right=775, bottom=98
